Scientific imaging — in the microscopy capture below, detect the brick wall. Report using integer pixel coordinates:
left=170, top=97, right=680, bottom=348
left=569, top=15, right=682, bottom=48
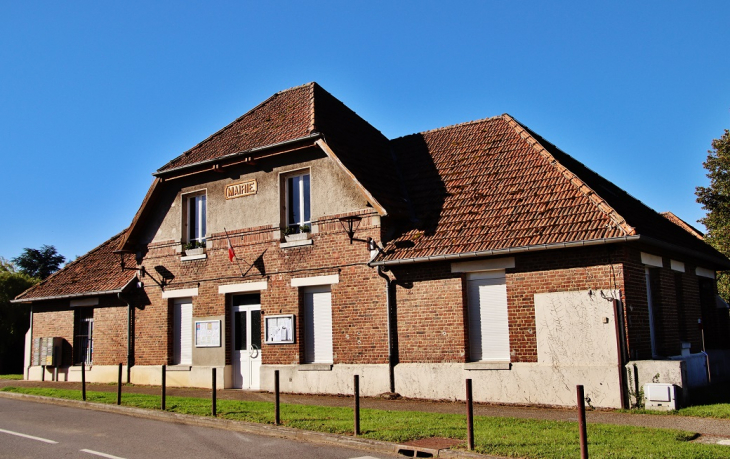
left=132, top=210, right=387, bottom=367
left=391, top=245, right=626, bottom=364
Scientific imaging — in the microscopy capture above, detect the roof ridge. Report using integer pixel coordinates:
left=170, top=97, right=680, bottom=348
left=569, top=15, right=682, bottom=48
left=502, top=114, right=637, bottom=237
left=390, top=115, right=503, bottom=141
left=157, top=83, right=316, bottom=172
left=16, top=229, right=129, bottom=300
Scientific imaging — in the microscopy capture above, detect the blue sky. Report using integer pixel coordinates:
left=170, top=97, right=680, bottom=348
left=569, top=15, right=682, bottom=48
left=1, top=2, right=729, bottom=262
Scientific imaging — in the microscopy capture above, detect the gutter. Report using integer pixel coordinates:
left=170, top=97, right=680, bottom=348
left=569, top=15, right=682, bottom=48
left=153, top=133, right=322, bottom=177
left=370, top=235, right=730, bottom=270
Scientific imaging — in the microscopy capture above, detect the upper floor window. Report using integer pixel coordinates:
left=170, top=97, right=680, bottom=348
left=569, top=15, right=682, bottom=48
left=286, top=173, right=310, bottom=231
left=185, top=192, right=207, bottom=243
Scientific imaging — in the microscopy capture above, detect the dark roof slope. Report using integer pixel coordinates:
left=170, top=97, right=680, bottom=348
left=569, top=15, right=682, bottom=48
left=380, top=115, right=728, bottom=267
left=15, top=231, right=135, bottom=301
left=311, top=84, right=407, bottom=217
left=661, top=211, right=704, bottom=240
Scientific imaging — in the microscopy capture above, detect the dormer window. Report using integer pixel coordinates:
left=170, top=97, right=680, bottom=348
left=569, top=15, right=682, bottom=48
left=185, top=192, right=207, bottom=244
left=286, top=173, right=310, bottom=232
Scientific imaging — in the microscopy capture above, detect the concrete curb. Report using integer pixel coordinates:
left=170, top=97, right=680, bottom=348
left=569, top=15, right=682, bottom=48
left=0, top=391, right=503, bottom=458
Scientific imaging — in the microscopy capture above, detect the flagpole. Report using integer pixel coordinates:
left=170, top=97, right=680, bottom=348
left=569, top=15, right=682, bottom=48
left=223, top=227, right=246, bottom=277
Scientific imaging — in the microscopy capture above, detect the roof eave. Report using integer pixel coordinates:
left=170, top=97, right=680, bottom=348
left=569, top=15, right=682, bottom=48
left=370, top=235, right=730, bottom=270
left=153, top=133, right=323, bottom=178
left=11, top=276, right=137, bottom=304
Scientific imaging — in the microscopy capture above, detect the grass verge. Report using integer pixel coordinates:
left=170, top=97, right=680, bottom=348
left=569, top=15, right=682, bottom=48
left=2, top=386, right=729, bottom=458
left=0, top=374, right=23, bottom=380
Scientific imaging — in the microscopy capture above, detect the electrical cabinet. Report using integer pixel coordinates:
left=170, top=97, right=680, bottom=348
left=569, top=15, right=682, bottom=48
left=643, top=383, right=678, bottom=410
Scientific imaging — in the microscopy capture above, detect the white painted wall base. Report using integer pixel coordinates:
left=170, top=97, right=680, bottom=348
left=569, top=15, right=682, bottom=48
left=626, top=359, right=687, bottom=406
left=395, top=362, right=623, bottom=408
left=131, top=365, right=227, bottom=389
left=260, top=364, right=391, bottom=396
left=26, top=365, right=126, bottom=383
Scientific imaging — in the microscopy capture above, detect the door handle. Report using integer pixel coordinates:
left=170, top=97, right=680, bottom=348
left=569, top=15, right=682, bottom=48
left=249, top=343, right=260, bottom=359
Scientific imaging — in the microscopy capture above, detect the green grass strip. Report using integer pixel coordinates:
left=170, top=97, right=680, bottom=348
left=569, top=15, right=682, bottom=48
left=3, top=386, right=729, bottom=458
left=0, top=375, right=23, bottom=380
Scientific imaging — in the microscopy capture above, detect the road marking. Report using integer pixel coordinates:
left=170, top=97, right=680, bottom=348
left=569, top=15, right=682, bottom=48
left=80, top=449, right=127, bottom=459
left=0, top=427, right=58, bottom=444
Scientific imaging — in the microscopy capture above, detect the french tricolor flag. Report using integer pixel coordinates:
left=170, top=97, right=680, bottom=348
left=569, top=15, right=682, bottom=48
left=227, top=238, right=235, bottom=262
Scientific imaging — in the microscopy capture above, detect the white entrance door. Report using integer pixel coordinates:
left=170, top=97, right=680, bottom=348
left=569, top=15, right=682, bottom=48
left=231, top=294, right=262, bottom=390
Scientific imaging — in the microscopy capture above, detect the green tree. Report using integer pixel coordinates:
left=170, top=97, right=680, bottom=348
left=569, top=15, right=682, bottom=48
left=12, top=245, right=65, bottom=280
left=696, top=129, right=730, bottom=300
left=0, top=259, right=37, bottom=373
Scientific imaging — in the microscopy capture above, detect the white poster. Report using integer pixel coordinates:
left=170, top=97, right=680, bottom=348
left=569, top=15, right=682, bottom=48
left=195, top=320, right=221, bottom=347
left=265, top=315, right=295, bottom=344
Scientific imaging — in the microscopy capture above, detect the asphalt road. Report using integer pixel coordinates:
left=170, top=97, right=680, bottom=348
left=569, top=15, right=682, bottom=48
left=0, top=397, right=398, bottom=459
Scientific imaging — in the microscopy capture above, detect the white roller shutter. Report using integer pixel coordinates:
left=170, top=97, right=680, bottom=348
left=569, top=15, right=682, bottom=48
left=303, top=286, right=333, bottom=363
left=173, top=299, right=193, bottom=365
left=467, top=271, right=510, bottom=362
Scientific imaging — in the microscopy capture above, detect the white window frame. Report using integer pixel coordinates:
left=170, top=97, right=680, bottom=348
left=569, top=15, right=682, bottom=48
left=184, top=191, right=207, bottom=244
left=284, top=171, right=311, bottom=231
left=465, top=270, right=510, bottom=364
left=172, top=298, right=193, bottom=365
left=302, top=285, right=333, bottom=364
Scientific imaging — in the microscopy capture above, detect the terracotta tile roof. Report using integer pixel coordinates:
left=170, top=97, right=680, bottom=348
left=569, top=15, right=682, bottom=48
left=15, top=231, right=136, bottom=302
left=379, top=115, right=727, bottom=265
left=158, top=83, right=315, bottom=173
left=661, top=211, right=704, bottom=240
left=155, top=82, right=407, bottom=217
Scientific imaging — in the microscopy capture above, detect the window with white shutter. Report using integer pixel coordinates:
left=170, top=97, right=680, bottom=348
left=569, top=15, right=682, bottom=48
left=466, top=271, right=510, bottom=362
left=302, top=286, right=333, bottom=364
left=173, top=298, right=193, bottom=365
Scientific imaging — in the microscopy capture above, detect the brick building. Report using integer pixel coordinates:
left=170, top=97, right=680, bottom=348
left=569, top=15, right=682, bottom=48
left=14, top=83, right=730, bottom=408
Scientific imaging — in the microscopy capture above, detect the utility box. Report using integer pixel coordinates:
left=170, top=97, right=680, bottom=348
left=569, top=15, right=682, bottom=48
left=643, top=383, right=678, bottom=410
left=32, top=337, right=63, bottom=367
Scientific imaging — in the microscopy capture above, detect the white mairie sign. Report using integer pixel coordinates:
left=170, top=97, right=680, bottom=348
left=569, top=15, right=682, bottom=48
left=225, top=179, right=257, bottom=199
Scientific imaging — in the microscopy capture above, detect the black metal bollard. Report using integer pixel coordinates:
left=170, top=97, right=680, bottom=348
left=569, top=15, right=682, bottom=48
left=577, top=385, right=588, bottom=459
left=117, top=363, right=122, bottom=405
left=81, top=363, right=86, bottom=401
left=274, top=370, right=280, bottom=426
left=161, top=365, right=166, bottom=410
left=354, top=375, right=360, bottom=436
left=466, top=379, right=474, bottom=450
left=212, top=368, right=217, bottom=417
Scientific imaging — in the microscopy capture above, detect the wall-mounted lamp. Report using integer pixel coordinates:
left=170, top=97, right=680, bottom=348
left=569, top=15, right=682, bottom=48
left=338, top=215, right=362, bottom=244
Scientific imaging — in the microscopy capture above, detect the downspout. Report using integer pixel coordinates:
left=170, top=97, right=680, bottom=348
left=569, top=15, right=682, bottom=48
left=118, top=292, right=133, bottom=383
left=613, top=298, right=629, bottom=409
left=377, top=266, right=396, bottom=394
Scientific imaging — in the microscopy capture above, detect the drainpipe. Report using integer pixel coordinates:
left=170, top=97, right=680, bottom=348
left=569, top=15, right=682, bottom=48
left=613, top=298, right=629, bottom=409
left=377, top=266, right=396, bottom=394
left=118, top=292, right=133, bottom=383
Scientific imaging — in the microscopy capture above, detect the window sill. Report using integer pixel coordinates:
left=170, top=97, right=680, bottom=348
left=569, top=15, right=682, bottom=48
left=280, top=239, right=313, bottom=249
left=166, top=365, right=192, bottom=371
left=70, top=365, right=92, bottom=371
left=181, top=253, right=207, bottom=261
left=297, top=363, right=332, bottom=371
left=464, top=361, right=511, bottom=370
